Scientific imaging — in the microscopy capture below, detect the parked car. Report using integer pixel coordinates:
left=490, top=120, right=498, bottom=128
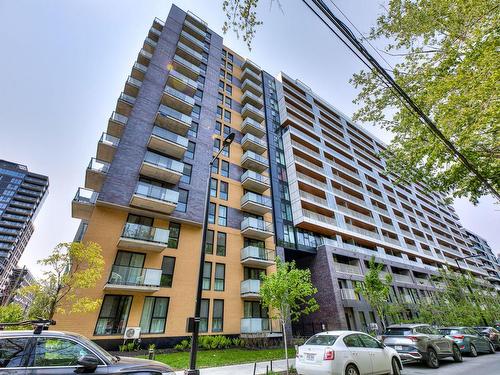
left=474, top=326, right=500, bottom=350
left=438, top=327, right=496, bottom=356
left=296, top=330, right=403, bottom=375
left=382, top=323, right=462, bottom=368
left=0, top=327, right=174, bottom=374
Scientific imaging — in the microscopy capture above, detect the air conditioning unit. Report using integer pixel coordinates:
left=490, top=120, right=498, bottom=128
left=124, top=327, right=141, bottom=339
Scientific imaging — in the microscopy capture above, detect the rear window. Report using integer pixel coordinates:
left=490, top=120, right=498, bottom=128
left=439, top=329, right=460, bottom=336
left=305, top=335, right=339, bottom=346
left=384, top=328, right=412, bottom=336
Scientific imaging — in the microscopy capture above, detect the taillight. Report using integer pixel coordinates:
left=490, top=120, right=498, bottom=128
left=452, top=335, right=465, bottom=340
left=408, top=336, right=419, bottom=342
left=324, top=348, right=335, bottom=360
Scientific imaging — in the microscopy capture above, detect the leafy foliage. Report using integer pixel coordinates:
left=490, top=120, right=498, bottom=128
left=351, top=0, right=500, bottom=203
left=19, top=242, right=104, bottom=320
left=0, top=303, right=24, bottom=326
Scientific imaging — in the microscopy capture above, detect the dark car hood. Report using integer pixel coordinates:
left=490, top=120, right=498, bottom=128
left=113, top=355, right=173, bottom=373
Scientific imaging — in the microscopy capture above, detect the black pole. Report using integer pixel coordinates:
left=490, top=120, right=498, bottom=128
left=185, top=133, right=234, bottom=375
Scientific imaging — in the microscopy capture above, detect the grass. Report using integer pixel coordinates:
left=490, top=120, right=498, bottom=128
left=149, top=347, right=296, bottom=370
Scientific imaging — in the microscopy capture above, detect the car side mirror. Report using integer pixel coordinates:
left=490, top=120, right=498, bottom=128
left=76, top=354, right=99, bottom=373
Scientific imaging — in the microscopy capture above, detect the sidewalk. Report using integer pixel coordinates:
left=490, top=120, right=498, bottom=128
left=174, top=358, right=295, bottom=375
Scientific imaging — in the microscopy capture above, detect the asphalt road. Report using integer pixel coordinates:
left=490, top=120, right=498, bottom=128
left=402, top=352, right=500, bottom=375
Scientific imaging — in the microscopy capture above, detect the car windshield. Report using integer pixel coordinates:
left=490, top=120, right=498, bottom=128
left=384, top=328, right=413, bottom=336
left=439, top=329, right=461, bottom=335
left=305, top=335, right=339, bottom=346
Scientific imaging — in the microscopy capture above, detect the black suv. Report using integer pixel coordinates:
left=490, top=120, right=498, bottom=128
left=0, top=323, right=174, bottom=374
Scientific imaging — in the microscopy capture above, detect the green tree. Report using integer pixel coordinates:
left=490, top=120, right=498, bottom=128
left=355, top=257, right=402, bottom=331
left=20, top=242, right=105, bottom=320
left=260, top=258, right=319, bottom=374
left=0, top=303, right=24, bottom=325
left=351, top=0, right=499, bottom=203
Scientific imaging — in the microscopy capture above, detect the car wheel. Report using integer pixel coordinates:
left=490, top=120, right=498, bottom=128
left=392, top=357, right=401, bottom=375
left=488, top=342, right=495, bottom=354
left=452, top=344, right=463, bottom=362
left=345, top=363, right=360, bottom=375
left=426, top=348, right=440, bottom=369
left=470, top=344, right=478, bottom=357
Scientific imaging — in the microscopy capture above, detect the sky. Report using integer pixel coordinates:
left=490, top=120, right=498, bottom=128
left=0, top=0, right=498, bottom=276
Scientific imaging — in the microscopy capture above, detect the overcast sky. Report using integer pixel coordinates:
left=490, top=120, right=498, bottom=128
left=0, top=0, right=498, bottom=276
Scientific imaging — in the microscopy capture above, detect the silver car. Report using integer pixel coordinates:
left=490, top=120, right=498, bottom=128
left=382, top=324, right=462, bottom=368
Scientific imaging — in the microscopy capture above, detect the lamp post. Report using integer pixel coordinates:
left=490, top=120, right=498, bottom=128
left=454, top=254, right=488, bottom=325
left=185, top=132, right=235, bottom=375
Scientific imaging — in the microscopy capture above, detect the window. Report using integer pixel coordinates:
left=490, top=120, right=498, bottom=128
left=181, top=164, right=192, bottom=184
left=216, top=232, right=226, bottom=256
left=114, top=250, right=145, bottom=268
left=220, top=68, right=225, bottom=78
left=343, top=334, right=364, bottom=348
left=214, top=263, right=225, bottom=291
left=200, top=299, right=209, bottom=333
left=205, top=230, right=214, bottom=254
left=224, top=109, right=231, bottom=122
left=212, top=300, right=224, bottom=332
left=218, top=205, right=227, bottom=226
left=199, top=62, right=207, bottom=74
left=227, top=53, right=233, bottom=62
left=220, top=181, right=228, bottom=200
left=140, top=297, right=169, bottom=333
left=208, top=203, right=216, bottom=224
left=192, top=104, right=201, bottom=119
left=0, top=338, right=29, bottom=368
left=168, top=222, right=180, bottom=248
left=188, top=122, right=199, bottom=138
left=160, top=256, right=175, bottom=287
left=212, top=158, right=219, bottom=174
left=213, top=138, right=221, bottom=153
left=244, top=301, right=268, bottom=318
left=223, top=125, right=231, bottom=137
left=95, top=295, right=133, bottom=335
left=221, top=160, right=229, bottom=177
left=225, top=84, right=232, bottom=96
left=32, top=338, right=95, bottom=367
left=194, top=89, right=203, bottom=101
left=176, top=189, right=188, bottom=212
left=222, top=142, right=230, bottom=157
left=215, top=121, right=222, bottom=135
left=202, top=51, right=209, bottom=62
left=217, top=106, right=223, bottom=119
left=186, top=141, right=196, bottom=159
left=227, top=62, right=233, bottom=72
left=225, top=97, right=232, bottom=107
left=202, top=262, right=212, bottom=290
left=210, top=178, right=218, bottom=197
left=197, top=75, right=205, bottom=85
left=358, top=334, right=382, bottom=349
left=219, top=80, right=225, bottom=89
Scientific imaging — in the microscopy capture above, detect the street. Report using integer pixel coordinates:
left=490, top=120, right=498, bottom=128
left=402, top=353, right=500, bottom=375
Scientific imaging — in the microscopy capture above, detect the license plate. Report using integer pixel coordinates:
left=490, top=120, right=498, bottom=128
left=306, top=353, right=315, bottom=361
left=395, top=345, right=403, bottom=351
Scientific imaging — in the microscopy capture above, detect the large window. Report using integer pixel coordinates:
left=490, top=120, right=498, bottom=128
left=181, top=164, right=192, bottom=184
left=205, top=230, right=214, bottom=254
left=212, top=300, right=224, bottom=333
left=111, top=251, right=145, bottom=285
left=0, top=338, right=29, bottom=368
left=244, top=301, right=268, bottom=318
left=176, top=189, right=188, bottom=212
left=220, top=181, right=228, bottom=200
left=202, top=262, right=212, bottom=290
left=168, top=222, right=180, bottom=248
left=189, top=121, right=199, bottom=137
left=32, top=338, right=95, bottom=367
left=160, top=256, right=175, bottom=287
left=214, top=264, right=225, bottom=291
left=216, top=232, right=226, bottom=256
left=212, top=158, right=219, bottom=174
left=186, top=141, right=196, bottom=159
left=210, top=178, right=218, bottom=197
left=140, top=297, right=169, bottom=334
left=95, top=295, right=132, bottom=335
left=218, top=205, right=227, bottom=226
left=221, top=160, right=229, bottom=177
left=200, top=299, right=209, bottom=333
left=208, top=203, right=216, bottom=224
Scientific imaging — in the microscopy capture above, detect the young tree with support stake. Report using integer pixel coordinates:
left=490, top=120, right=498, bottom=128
left=260, top=258, right=319, bottom=375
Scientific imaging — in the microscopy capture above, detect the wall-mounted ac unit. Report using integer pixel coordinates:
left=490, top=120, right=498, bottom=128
left=124, top=327, right=141, bottom=339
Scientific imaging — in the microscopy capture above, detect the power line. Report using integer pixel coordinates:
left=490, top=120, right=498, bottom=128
left=303, top=0, right=500, bottom=201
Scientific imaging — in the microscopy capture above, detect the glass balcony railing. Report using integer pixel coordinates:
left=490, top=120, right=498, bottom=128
left=163, top=86, right=196, bottom=106
left=108, top=265, right=161, bottom=287
left=186, top=11, right=208, bottom=28
left=180, top=30, right=205, bottom=50
left=183, top=19, right=206, bottom=39
left=74, top=188, right=98, bottom=205
left=241, top=217, right=273, bottom=233
left=241, top=318, right=271, bottom=333
left=241, top=117, right=265, bottom=133
left=167, top=69, right=198, bottom=91
left=173, top=54, right=201, bottom=75
left=87, top=158, right=110, bottom=174
left=139, top=49, right=153, bottom=60
left=241, top=133, right=267, bottom=149
left=99, top=132, right=120, bottom=147
left=241, top=279, right=261, bottom=295
left=126, top=76, right=142, bottom=88
left=241, top=192, right=272, bottom=207
left=121, top=222, right=169, bottom=244
left=176, top=41, right=203, bottom=61
left=240, top=170, right=269, bottom=185
left=144, top=151, right=184, bottom=174
left=242, top=150, right=268, bottom=165
left=118, top=92, right=136, bottom=105
left=240, top=246, right=275, bottom=263
left=135, top=181, right=179, bottom=204
left=110, top=111, right=128, bottom=125
left=158, top=104, right=192, bottom=126
left=151, top=126, right=189, bottom=148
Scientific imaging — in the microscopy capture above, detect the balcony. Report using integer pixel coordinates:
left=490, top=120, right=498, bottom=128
left=166, top=69, right=198, bottom=96
left=107, top=112, right=128, bottom=138
left=72, top=188, right=97, bottom=220
left=141, top=151, right=184, bottom=184
left=241, top=151, right=268, bottom=173
left=179, top=30, right=205, bottom=52
left=176, top=42, right=203, bottom=65
left=85, top=158, right=110, bottom=191
left=161, top=86, right=195, bottom=115
left=241, top=117, right=266, bottom=138
left=137, top=49, right=153, bottom=66
left=116, top=92, right=136, bottom=117
left=105, top=265, right=162, bottom=293
left=415, top=277, right=431, bottom=286
left=96, top=133, right=119, bottom=163
left=186, top=11, right=208, bottom=30
left=241, top=170, right=270, bottom=194
left=242, top=59, right=261, bottom=74
left=393, top=274, right=413, bottom=284
left=148, top=126, right=189, bottom=159
left=299, top=191, right=329, bottom=208
left=131, top=62, right=148, bottom=81
left=183, top=19, right=206, bottom=40
left=337, top=206, right=375, bottom=224
left=124, top=76, right=142, bottom=97
left=143, top=37, right=157, bottom=54
left=241, top=217, right=274, bottom=240
left=148, top=26, right=161, bottom=41
left=242, top=79, right=263, bottom=96
left=241, top=67, right=262, bottom=85
left=240, top=246, right=275, bottom=268
left=241, top=90, right=264, bottom=108
left=0, top=220, right=24, bottom=229
left=241, top=192, right=272, bottom=215
left=302, top=209, right=337, bottom=227
left=241, top=133, right=267, bottom=154
left=240, top=279, right=261, bottom=299
left=340, top=289, right=359, bottom=301
left=172, top=54, right=201, bottom=81
left=345, top=223, right=380, bottom=240
left=118, top=222, right=169, bottom=252
left=242, top=103, right=265, bottom=123
left=333, top=262, right=363, bottom=276
left=241, top=318, right=271, bottom=334
left=156, top=105, right=192, bottom=136
left=131, top=181, right=179, bottom=214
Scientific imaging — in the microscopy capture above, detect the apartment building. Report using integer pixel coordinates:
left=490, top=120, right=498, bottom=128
left=1, top=266, right=36, bottom=310
left=465, top=229, right=500, bottom=280
left=59, top=5, right=499, bottom=346
left=0, top=160, right=48, bottom=299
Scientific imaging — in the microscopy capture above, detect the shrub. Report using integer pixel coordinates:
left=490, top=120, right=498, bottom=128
left=174, top=339, right=191, bottom=351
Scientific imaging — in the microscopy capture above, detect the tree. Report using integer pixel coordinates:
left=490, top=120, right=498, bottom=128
left=260, top=258, right=319, bottom=374
left=19, top=242, right=105, bottom=320
left=355, top=257, right=401, bottom=331
left=351, top=0, right=499, bottom=203
left=0, top=303, right=24, bottom=325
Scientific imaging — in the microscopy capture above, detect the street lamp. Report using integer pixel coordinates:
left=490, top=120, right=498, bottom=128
left=185, top=132, right=235, bottom=375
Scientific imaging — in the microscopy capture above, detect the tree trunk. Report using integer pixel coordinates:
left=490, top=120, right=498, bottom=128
left=282, top=320, right=289, bottom=375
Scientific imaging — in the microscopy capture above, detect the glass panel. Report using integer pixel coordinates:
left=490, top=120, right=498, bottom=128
left=33, top=338, right=93, bottom=367
left=0, top=338, right=29, bottom=368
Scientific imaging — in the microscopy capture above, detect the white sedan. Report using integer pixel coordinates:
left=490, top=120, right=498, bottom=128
left=296, top=330, right=403, bottom=375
